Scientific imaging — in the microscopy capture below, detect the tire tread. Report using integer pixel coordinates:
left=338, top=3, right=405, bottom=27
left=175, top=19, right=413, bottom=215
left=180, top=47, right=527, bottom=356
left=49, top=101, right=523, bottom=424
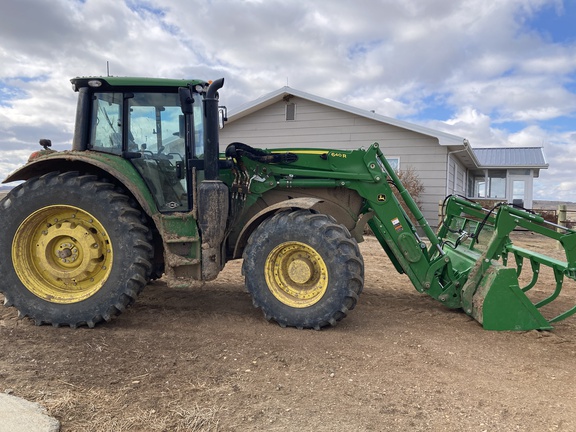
left=0, top=172, right=153, bottom=328
left=243, top=209, right=364, bottom=330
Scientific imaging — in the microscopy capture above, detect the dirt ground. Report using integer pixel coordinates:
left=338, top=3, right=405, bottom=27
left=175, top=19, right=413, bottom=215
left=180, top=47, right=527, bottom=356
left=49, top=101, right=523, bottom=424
left=1, top=231, right=576, bottom=431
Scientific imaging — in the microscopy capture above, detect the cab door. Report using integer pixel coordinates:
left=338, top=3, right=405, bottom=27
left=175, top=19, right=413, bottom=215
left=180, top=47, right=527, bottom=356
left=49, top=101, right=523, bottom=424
left=127, top=92, right=190, bottom=211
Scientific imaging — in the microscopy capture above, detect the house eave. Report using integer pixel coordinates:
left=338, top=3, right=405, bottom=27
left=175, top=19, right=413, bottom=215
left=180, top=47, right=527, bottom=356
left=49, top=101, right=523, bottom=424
left=477, top=164, right=549, bottom=169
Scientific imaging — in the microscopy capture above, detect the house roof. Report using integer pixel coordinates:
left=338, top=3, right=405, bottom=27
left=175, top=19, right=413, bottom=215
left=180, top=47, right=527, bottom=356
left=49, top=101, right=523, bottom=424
left=473, top=147, right=548, bottom=169
left=228, top=86, right=468, bottom=147
left=226, top=86, right=547, bottom=173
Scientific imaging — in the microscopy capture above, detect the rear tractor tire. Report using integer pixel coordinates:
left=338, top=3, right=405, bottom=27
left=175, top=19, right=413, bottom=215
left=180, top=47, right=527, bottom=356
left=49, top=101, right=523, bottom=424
left=0, top=172, right=153, bottom=327
left=242, top=209, right=364, bottom=329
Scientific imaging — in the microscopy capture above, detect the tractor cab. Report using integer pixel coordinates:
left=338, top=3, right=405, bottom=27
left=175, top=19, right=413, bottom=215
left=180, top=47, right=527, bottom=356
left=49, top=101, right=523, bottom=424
left=70, top=77, right=219, bottom=212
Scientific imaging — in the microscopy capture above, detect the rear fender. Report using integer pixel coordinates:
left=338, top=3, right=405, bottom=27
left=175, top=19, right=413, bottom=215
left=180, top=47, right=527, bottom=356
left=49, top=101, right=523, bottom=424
left=3, top=152, right=158, bottom=217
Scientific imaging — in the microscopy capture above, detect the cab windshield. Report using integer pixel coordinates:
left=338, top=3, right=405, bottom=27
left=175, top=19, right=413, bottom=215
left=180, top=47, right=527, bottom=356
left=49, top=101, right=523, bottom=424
left=89, top=91, right=204, bottom=159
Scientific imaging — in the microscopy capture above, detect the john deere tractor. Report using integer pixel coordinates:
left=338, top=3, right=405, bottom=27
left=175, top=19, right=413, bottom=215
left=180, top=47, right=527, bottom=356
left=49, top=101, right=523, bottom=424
left=1, top=76, right=575, bottom=330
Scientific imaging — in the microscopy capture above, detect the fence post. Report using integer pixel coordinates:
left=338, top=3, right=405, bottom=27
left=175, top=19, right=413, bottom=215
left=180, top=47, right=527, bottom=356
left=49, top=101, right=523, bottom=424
left=557, top=204, right=568, bottom=250
left=558, top=204, right=567, bottom=232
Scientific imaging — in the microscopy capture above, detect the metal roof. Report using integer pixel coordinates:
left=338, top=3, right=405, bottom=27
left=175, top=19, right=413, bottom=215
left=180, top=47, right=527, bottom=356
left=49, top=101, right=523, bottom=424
left=473, top=147, right=548, bottom=168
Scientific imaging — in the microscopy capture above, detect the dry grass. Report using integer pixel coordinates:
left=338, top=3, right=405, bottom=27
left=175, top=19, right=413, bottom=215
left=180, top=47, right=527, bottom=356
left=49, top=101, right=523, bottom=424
left=36, top=388, right=222, bottom=432
left=170, top=404, right=222, bottom=432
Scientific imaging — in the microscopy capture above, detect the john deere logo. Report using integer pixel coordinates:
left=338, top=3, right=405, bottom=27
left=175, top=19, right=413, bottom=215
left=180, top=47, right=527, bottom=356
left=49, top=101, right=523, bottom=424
left=377, top=194, right=386, bottom=202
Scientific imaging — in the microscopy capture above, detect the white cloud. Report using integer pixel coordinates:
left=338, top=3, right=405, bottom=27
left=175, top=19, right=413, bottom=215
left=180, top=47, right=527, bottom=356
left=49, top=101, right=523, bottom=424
left=0, top=0, right=575, bottom=202
left=426, top=107, right=511, bottom=147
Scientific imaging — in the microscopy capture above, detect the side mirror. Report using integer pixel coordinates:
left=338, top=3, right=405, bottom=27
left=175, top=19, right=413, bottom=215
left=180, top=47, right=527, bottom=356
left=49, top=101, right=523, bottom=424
left=178, top=87, right=194, bottom=114
left=218, top=106, right=228, bottom=129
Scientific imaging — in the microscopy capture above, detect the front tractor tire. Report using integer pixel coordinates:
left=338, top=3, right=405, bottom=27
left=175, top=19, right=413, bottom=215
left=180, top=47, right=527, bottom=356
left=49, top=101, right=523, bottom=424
left=242, top=209, right=364, bottom=330
left=0, top=172, right=153, bottom=327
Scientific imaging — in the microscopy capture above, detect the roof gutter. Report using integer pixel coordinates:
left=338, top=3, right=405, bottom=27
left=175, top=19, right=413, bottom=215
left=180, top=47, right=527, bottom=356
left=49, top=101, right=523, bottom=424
left=462, top=139, right=481, bottom=167
left=445, top=139, right=476, bottom=196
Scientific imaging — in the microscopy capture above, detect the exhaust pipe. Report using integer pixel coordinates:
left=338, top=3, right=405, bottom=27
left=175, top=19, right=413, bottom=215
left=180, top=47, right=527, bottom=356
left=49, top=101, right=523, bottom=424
left=198, top=78, right=228, bottom=280
left=204, top=78, right=224, bottom=180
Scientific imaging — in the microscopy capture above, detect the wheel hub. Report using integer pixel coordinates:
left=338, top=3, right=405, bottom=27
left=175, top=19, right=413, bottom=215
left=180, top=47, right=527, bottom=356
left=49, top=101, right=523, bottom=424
left=287, top=258, right=313, bottom=284
left=12, top=205, right=113, bottom=304
left=265, top=241, right=328, bottom=308
left=56, top=243, right=77, bottom=262
left=39, top=221, right=103, bottom=281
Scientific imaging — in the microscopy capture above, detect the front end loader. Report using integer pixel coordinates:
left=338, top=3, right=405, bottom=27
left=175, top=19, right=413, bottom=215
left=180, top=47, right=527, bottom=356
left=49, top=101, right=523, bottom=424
left=225, top=141, right=576, bottom=331
left=1, top=76, right=574, bottom=331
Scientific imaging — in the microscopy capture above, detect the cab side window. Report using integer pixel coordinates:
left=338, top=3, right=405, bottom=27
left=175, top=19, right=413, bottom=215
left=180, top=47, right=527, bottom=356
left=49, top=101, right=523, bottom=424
left=89, top=93, right=123, bottom=154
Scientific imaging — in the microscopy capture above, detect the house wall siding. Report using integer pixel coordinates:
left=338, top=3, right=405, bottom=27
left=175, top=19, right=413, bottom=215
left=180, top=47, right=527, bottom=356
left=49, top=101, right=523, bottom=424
left=456, top=162, right=466, bottom=195
left=446, top=156, right=467, bottom=196
left=220, top=97, right=449, bottom=225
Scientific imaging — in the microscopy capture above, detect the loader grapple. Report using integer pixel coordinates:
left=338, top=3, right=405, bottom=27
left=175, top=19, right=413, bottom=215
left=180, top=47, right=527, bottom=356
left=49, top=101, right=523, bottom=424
left=440, top=196, right=576, bottom=330
left=366, top=143, right=576, bottom=331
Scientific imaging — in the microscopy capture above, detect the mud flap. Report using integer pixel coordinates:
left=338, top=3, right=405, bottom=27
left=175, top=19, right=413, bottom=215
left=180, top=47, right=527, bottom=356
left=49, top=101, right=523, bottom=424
left=197, top=180, right=229, bottom=281
left=467, top=265, right=553, bottom=331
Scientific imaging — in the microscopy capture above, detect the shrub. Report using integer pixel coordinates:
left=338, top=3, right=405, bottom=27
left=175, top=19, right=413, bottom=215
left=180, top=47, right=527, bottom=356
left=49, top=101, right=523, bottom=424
left=364, top=166, right=425, bottom=235
left=394, top=166, right=425, bottom=216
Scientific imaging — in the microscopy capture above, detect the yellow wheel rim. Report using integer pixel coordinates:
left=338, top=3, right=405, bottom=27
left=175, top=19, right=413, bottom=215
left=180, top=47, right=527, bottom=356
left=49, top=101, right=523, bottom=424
left=12, top=205, right=113, bottom=304
left=264, top=241, right=328, bottom=308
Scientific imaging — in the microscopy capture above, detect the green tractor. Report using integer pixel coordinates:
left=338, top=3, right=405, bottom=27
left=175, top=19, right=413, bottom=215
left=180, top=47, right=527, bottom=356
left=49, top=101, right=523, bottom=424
left=1, top=76, right=575, bottom=330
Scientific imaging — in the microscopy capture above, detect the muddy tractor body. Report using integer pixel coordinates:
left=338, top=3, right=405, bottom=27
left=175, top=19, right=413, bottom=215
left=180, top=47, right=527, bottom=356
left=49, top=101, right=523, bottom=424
left=1, top=77, right=575, bottom=330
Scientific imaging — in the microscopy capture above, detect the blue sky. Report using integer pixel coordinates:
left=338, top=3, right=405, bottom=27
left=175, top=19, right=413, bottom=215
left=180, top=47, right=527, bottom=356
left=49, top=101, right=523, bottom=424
left=1, top=0, right=576, bottom=202
left=526, top=0, right=576, bottom=43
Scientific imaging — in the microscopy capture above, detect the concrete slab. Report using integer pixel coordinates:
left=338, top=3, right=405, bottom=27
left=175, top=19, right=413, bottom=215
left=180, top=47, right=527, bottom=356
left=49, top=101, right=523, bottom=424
left=0, top=393, right=60, bottom=432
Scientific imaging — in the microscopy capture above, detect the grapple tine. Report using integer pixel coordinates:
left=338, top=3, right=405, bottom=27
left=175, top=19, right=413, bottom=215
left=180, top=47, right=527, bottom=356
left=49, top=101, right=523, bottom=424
left=520, top=259, right=540, bottom=292
left=550, top=304, right=576, bottom=323
left=534, top=268, right=564, bottom=309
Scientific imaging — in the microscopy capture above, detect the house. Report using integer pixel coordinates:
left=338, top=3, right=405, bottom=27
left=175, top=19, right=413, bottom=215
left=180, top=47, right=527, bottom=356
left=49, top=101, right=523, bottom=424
left=219, top=87, right=548, bottom=225
left=468, top=147, right=547, bottom=209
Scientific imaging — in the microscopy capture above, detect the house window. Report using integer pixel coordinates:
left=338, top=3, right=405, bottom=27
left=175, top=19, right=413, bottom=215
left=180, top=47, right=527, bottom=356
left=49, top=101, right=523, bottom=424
left=512, top=180, right=526, bottom=205
left=286, top=103, right=296, bottom=121
left=470, top=172, right=486, bottom=198
left=388, top=157, right=400, bottom=171
left=488, top=170, right=506, bottom=198
left=468, top=169, right=506, bottom=199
